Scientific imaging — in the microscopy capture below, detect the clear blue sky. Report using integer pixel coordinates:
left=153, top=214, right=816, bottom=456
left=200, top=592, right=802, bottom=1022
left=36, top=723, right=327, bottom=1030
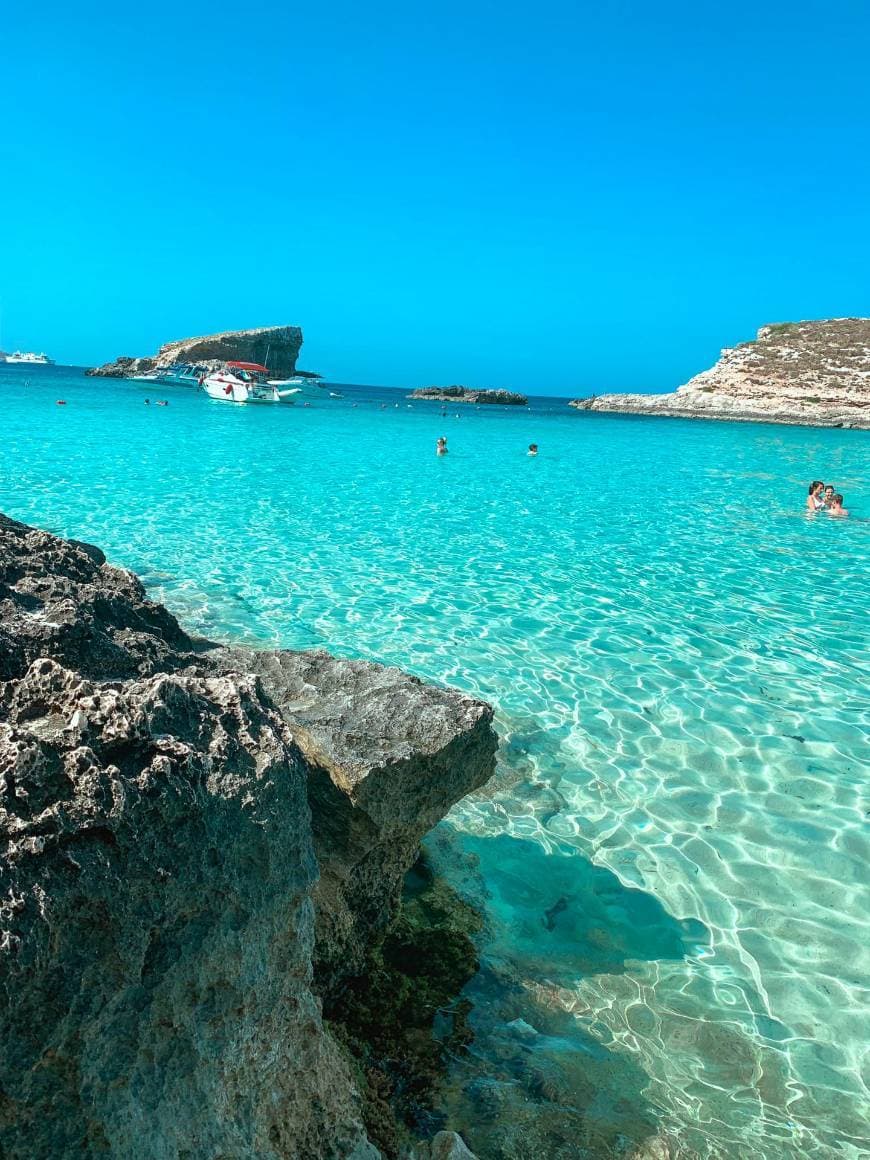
left=2, top=0, right=869, bottom=394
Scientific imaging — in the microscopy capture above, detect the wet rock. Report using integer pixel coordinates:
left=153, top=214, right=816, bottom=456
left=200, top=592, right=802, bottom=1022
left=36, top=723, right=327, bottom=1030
left=217, top=647, right=497, bottom=989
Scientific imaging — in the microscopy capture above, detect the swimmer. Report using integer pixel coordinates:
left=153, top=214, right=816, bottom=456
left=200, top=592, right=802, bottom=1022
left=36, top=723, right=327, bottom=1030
left=156, top=400, right=168, bottom=406
left=436, top=436, right=448, bottom=456
left=144, top=398, right=150, bottom=405
left=806, top=481, right=825, bottom=511
left=823, top=484, right=835, bottom=508
left=528, top=443, right=538, bottom=456
left=828, top=493, right=849, bottom=516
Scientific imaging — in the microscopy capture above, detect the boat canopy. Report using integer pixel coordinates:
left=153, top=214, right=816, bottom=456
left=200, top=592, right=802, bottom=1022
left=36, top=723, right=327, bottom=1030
left=226, top=361, right=270, bottom=373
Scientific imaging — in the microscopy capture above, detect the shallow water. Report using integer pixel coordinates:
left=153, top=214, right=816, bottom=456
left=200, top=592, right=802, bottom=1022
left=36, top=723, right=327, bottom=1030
left=2, top=364, right=869, bottom=1158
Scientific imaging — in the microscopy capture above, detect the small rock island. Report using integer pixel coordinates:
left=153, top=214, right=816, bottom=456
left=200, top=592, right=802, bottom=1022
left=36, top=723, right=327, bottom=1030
left=409, top=385, right=528, bottom=405
left=87, top=325, right=305, bottom=382
left=570, top=319, right=870, bottom=429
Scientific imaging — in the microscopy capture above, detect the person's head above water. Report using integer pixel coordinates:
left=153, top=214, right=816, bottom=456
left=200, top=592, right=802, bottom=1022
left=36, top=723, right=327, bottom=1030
left=824, top=484, right=835, bottom=499
left=528, top=443, right=538, bottom=455
left=809, top=480, right=824, bottom=495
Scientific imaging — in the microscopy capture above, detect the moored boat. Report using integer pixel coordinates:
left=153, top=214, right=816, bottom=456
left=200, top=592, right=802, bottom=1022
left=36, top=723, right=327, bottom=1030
left=156, top=362, right=210, bottom=387
left=202, top=362, right=302, bottom=403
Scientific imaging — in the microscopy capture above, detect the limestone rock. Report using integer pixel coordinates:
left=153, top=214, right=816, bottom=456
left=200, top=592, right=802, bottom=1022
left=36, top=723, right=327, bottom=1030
left=0, top=658, right=374, bottom=1158
left=87, top=324, right=304, bottom=381
left=216, top=647, right=497, bottom=989
left=0, top=514, right=498, bottom=1157
left=570, top=318, right=870, bottom=428
left=409, top=386, right=528, bottom=405
left=0, top=513, right=200, bottom=682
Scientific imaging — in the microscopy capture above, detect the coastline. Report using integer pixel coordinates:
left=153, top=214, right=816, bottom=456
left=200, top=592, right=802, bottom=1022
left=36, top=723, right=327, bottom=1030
left=569, top=396, right=870, bottom=429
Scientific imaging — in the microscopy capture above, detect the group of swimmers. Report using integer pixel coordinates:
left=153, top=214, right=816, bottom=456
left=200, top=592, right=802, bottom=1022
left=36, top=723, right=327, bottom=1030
left=436, top=437, right=538, bottom=456
left=807, top=480, right=848, bottom=516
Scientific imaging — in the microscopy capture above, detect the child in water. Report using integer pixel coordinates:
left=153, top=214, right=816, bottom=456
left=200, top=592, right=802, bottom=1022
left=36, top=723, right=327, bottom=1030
left=436, top=437, right=448, bottom=456
left=528, top=443, right=538, bottom=456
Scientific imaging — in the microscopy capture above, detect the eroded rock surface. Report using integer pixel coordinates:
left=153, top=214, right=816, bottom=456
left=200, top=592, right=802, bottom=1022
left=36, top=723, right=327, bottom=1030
left=571, top=318, right=870, bottom=428
left=409, top=387, right=527, bottom=406
left=217, top=648, right=497, bottom=989
left=87, top=324, right=304, bottom=381
left=0, top=515, right=496, bottom=1158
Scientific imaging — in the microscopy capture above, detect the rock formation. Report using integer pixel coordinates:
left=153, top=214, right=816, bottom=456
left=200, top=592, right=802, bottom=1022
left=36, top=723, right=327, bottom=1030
left=409, top=387, right=528, bottom=406
left=87, top=325, right=304, bottom=381
left=0, top=513, right=494, bottom=1158
left=570, top=319, right=870, bottom=428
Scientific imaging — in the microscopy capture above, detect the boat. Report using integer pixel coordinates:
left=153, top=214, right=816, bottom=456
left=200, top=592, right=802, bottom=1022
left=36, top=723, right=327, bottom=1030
left=202, top=362, right=302, bottom=404
left=130, top=370, right=161, bottom=382
left=3, top=351, right=54, bottom=365
left=155, top=362, right=210, bottom=387
left=266, top=375, right=332, bottom=400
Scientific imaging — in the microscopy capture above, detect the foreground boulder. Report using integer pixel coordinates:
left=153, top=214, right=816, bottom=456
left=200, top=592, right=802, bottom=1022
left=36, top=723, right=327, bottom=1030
left=570, top=319, right=870, bottom=428
left=0, top=514, right=495, bottom=1158
left=87, top=324, right=304, bottom=381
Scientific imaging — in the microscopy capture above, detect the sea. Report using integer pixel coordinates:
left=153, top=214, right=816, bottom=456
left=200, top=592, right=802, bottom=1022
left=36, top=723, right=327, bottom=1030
left=2, top=363, right=868, bottom=1159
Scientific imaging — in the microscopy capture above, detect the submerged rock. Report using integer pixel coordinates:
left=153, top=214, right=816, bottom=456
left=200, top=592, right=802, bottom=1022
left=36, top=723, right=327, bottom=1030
left=0, top=514, right=497, bottom=1158
left=570, top=318, right=870, bottom=428
left=87, top=324, right=304, bottom=381
left=408, top=386, right=528, bottom=406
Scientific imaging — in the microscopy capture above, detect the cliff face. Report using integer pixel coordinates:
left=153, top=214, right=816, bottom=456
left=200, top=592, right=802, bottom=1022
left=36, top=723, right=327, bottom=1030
left=571, top=319, right=870, bottom=428
left=0, top=514, right=495, bottom=1158
left=87, top=325, right=304, bottom=380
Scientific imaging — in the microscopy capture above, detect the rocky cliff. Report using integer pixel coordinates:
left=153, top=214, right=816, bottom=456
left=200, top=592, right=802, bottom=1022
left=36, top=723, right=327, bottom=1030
left=87, top=325, right=304, bottom=380
left=0, top=514, right=495, bottom=1158
left=570, top=319, right=870, bottom=428
left=409, top=387, right=528, bottom=406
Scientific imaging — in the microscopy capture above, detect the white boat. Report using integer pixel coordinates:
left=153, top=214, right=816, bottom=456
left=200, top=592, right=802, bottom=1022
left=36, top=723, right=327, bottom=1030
left=4, top=350, right=54, bottom=365
left=130, top=370, right=161, bottom=382
left=266, top=375, right=332, bottom=400
left=202, top=362, right=302, bottom=404
left=156, top=361, right=210, bottom=387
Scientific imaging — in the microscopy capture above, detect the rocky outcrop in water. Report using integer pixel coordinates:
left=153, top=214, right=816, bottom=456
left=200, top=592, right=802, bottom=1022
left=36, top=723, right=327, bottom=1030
left=570, top=319, right=870, bottom=428
left=86, top=325, right=304, bottom=381
left=409, top=387, right=528, bottom=406
left=0, top=513, right=495, bottom=1158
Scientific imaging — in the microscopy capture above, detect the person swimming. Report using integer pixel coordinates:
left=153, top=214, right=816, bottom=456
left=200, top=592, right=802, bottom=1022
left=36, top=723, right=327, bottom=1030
left=828, top=493, right=849, bottom=516
left=823, top=484, right=835, bottom=508
left=436, top=436, right=448, bottom=456
left=806, top=481, right=825, bottom=511
left=528, top=443, right=538, bottom=456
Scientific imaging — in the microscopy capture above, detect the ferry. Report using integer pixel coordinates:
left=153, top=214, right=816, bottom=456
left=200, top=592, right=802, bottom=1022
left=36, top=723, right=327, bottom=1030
left=3, top=351, right=54, bottom=365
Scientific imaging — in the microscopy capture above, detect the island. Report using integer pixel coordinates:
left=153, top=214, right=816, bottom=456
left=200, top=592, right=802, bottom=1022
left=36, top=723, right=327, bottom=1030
left=87, top=325, right=307, bottom=382
left=0, top=512, right=493, bottom=1159
left=409, top=385, right=528, bottom=405
left=570, top=319, right=870, bottom=429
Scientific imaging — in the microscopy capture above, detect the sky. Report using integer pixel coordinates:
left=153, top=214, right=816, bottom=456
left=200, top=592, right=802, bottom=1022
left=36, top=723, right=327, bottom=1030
left=2, top=0, right=869, bottom=394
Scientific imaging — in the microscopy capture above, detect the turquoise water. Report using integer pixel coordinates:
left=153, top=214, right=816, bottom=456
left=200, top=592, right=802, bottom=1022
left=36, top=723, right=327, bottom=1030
left=2, top=365, right=869, bottom=1158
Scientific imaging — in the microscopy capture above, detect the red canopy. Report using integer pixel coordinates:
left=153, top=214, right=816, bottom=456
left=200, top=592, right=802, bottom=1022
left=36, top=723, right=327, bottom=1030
left=226, top=360, right=270, bottom=373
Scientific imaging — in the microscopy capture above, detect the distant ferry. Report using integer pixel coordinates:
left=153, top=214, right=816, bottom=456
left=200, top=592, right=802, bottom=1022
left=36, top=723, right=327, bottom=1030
left=3, top=350, right=54, bottom=365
